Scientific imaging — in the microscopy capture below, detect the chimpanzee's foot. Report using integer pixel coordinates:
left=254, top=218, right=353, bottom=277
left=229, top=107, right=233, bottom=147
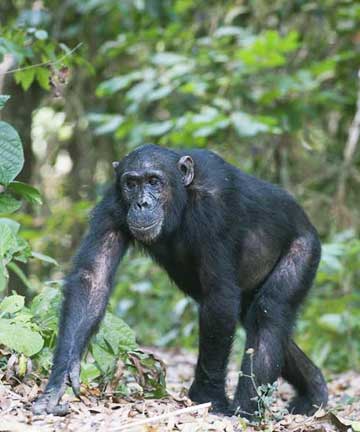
left=188, top=380, right=233, bottom=416
left=288, top=395, right=323, bottom=416
left=32, top=390, right=70, bottom=416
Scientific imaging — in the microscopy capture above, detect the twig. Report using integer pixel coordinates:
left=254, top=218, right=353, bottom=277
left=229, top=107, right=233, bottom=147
left=112, top=402, right=211, bottom=431
left=336, top=69, right=360, bottom=204
left=0, top=42, right=83, bottom=76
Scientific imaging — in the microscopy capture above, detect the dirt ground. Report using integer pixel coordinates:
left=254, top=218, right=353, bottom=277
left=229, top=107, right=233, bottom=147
left=1, top=349, right=359, bottom=432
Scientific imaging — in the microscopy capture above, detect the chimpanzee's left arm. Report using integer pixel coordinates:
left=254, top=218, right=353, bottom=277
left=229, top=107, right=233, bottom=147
left=33, top=189, right=128, bottom=415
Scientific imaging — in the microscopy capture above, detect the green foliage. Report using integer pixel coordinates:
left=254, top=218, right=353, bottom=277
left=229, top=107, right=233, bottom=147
left=0, top=289, right=166, bottom=397
left=0, top=103, right=50, bottom=292
left=0, top=294, right=44, bottom=356
left=0, top=120, right=24, bottom=186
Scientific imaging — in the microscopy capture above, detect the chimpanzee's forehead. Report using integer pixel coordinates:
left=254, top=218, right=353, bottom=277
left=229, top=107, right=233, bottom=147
left=123, top=145, right=178, bottom=171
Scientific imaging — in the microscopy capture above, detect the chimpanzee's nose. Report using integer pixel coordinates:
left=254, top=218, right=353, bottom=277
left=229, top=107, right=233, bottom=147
left=136, top=198, right=150, bottom=210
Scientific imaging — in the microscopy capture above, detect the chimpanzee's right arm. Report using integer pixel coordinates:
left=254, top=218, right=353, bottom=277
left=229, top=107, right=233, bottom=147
left=33, top=188, right=128, bottom=415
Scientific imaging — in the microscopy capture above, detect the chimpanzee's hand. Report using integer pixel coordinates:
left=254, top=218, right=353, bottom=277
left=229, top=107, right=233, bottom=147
left=32, top=359, right=80, bottom=416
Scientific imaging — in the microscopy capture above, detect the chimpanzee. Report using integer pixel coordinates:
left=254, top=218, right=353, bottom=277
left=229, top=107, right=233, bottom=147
left=33, top=144, right=328, bottom=417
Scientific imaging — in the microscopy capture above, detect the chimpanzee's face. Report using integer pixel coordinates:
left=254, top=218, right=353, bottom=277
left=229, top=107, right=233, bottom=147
left=120, top=162, right=168, bottom=243
left=116, top=145, right=194, bottom=243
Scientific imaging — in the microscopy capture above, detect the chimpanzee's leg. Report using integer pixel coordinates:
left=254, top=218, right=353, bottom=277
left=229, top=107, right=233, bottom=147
left=233, top=234, right=321, bottom=418
left=189, top=286, right=240, bottom=414
left=282, top=340, right=328, bottom=414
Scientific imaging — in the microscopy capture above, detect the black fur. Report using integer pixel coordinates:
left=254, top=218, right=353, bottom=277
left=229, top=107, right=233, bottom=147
left=33, top=145, right=328, bottom=417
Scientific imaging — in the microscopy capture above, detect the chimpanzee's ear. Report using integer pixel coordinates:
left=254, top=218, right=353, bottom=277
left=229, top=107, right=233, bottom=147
left=112, top=161, right=120, bottom=176
left=177, top=155, right=194, bottom=186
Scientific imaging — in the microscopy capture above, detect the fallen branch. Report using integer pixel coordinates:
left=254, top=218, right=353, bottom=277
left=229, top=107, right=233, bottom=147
left=113, top=402, right=211, bottom=431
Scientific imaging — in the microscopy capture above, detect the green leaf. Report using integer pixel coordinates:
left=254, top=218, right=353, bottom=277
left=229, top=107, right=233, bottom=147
left=318, top=314, right=346, bottom=334
left=30, top=287, right=62, bottom=332
left=87, top=113, right=124, bottom=136
left=0, top=261, right=8, bottom=292
left=147, top=85, right=173, bottom=102
left=0, top=121, right=24, bottom=185
left=236, top=30, right=299, bottom=70
left=96, top=72, right=142, bottom=97
left=152, top=52, right=187, bottom=66
left=95, top=312, right=137, bottom=355
left=36, top=67, right=51, bottom=90
left=0, top=319, right=44, bottom=356
left=14, top=68, right=36, bottom=91
left=231, top=112, right=271, bottom=137
left=92, top=343, right=116, bottom=374
left=0, top=221, right=17, bottom=257
left=31, top=251, right=58, bottom=266
left=34, top=30, right=48, bottom=40
left=80, top=362, right=101, bottom=384
left=0, top=193, right=22, bottom=214
left=0, top=218, right=20, bottom=234
left=8, top=181, right=42, bottom=205
left=143, top=121, right=173, bottom=137
left=0, top=294, right=24, bottom=314
left=0, top=95, right=10, bottom=110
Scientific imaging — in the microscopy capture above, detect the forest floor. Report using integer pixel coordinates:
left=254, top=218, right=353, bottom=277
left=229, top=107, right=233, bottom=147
left=1, top=348, right=360, bottom=432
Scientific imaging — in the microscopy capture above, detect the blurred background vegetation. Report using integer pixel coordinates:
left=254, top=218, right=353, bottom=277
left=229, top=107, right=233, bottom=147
left=0, top=0, right=360, bottom=386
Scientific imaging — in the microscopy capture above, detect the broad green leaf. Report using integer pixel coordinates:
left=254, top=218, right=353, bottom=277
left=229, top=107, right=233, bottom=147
left=87, top=113, right=124, bottom=136
left=147, top=85, right=173, bottom=102
left=0, top=222, right=17, bottom=257
left=0, top=95, right=10, bottom=110
left=0, top=294, right=24, bottom=314
left=152, top=52, right=187, bottom=66
left=127, top=81, right=155, bottom=103
left=31, top=251, right=58, bottom=265
left=0, top=319, right=44, bottom=356
left=231, top=112, right=270, bottom=137
left=92, top=343, right=116, bottom=374
left=36, top=67, right=51, bottom=90
left=236, top=30, right=299, bottom=70
left=30, top=287, right=61, bottom=332
left=8, top=181, right=42, bottom=205
left=144, top=121, right=173, bottom=137
left=80, top=362, right=101, bottom=384
left=96, top=312, right=137, bottom=354
left=96, top=72, right=142, bottom=97
left=318, top=314, right=346, bottom=334
left=0, top=121, right=24, bottom=185
left=14, top=68, right=36, bottom=91
left=0, top=218, right=20, bottom=234
left=0, top=193, right=22, bottom=213
left=0, top=261, right=7, bottom=292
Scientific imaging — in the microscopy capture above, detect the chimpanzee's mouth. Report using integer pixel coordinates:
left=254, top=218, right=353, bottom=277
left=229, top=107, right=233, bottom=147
left=130, top=221, right=159, bottom=232
left=129, top=220, right=163, bottom=242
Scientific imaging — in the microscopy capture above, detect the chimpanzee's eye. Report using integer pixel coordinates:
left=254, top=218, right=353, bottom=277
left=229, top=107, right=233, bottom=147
left=148, top=176, right=160, bottom=187
left=126, top=178, right=137, bottom=189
